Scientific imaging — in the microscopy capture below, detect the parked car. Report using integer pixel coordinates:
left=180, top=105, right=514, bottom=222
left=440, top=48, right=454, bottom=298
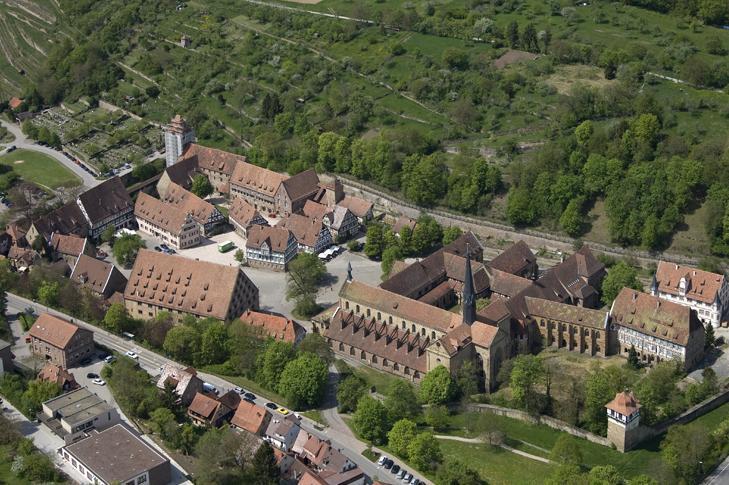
left=377, top=455, right=388, bottom=466
left=391, top=465, right=400, bottom=475
left=402, top=472, right=413, bottom=483
left=234, top=386, right=244, bottom=394
left=154, top=246, right=162, bottom=252
left=383, top=459, right=393, bottom=470
left=125, top=350, right=139, bottom=359
left=265, top=402, right=277, bottom=410
left=160, top=244, right=170, bottom=252
left=6, top=145, right=16, bottom=153
left=104, top=355, right=116, bottom=364
left=80, top=357, right=92, bottom=365
left=243, top=392, right=256, bottom=402
left=86, top=373, right=99, bottom=379
left=276, top=407, right=290, bottom=415
left=202, top=382, right=218, bottom=395
left=397, top=469, right=406, bottom=480
left=167, top=248, right=176, bottom=254
left=92, top=378, right=106, bottom=386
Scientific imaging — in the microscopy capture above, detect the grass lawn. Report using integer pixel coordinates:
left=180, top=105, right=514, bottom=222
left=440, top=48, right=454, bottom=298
left=0, top=149, right=81, bottom=189
left=349, top=363, right=404, bottom=394
left=302, top=409, right=328, bottom=427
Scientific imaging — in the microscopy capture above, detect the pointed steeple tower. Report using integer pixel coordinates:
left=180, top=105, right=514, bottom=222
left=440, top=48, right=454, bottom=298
left=462, top=243, right=476, bottom=326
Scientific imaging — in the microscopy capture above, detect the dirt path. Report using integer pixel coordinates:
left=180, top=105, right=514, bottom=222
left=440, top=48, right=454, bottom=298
left=435, top=435, right=552, bottom=464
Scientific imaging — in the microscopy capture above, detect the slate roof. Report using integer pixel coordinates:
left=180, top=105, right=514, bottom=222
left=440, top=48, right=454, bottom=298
left=488, top=240, right=536, bottom=275
left=280, top=169, right=319, bottom=203
left=78, top=177, right=133, bottom=226
left=654, top=261, right=724, bottom=305
left=610, top=288, right=702, bottom=346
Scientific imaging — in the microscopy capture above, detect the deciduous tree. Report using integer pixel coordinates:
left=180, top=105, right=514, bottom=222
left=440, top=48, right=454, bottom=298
left=352, top=396, right=390, bottom=444
left=419, top=365, right=457, bottom=405
left=387, top=418, right=417, bottom=459
left=277, top=352, right=328, bottom=409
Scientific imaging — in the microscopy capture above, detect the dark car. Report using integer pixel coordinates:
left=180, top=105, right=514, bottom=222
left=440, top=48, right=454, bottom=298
left=80, top=357, right=92, bottom=365
left=244, top=392, right=256, bottom=401
left=98, top=353, right=109, bottom=360
left=154, top=246, right=162, bottom=252
left=265, top=402, right=277, bottom=410
left=383, top=459, right=393, bottom=470
left=391, top=464, right=400, bottom=474
left=160, top=244, right=170, bottom=251
left=86, top=373, right=99, bottom=379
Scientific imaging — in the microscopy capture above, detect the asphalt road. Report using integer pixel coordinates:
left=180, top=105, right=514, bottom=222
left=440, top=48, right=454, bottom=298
left=6, top=292, right=427, bottom=484
left=0, top=118, right=100, bottom=188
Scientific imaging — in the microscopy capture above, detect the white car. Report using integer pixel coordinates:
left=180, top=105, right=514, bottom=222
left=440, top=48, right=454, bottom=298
left=125, top=350, right=139, bottom=360
left=92, top=378, right=106, bottom=386
left=377, top=455, right=389, bottom=466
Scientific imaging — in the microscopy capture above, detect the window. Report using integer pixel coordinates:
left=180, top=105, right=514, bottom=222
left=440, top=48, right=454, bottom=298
left=137, top=475, right=148, bottom=484
left=377, top=312, right=381, bottom=320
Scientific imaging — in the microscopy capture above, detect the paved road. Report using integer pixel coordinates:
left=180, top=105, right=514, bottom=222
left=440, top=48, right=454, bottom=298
left=0, top=118, right=100, bottom=188
left=7, top=293, right=424, bottom=484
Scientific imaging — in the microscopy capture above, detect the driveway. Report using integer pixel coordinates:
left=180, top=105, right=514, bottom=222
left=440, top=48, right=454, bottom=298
left=0, top=118, right=99, bottom=188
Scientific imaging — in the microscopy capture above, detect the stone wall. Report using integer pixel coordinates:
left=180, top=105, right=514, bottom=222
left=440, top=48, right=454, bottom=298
left=465, top=403, right=613, bottom=447
left=652, top=387, right=729, bottom=435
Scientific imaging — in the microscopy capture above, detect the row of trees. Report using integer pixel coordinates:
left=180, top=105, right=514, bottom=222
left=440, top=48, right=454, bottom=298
left=0, top=415, right=65, bottom=483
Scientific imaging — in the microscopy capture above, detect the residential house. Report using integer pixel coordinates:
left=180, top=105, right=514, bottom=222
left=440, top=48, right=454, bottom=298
left=124, top=249, right=259, bottom=322
left=187, top=392, right=236, bottom=427
left=7, top=245, right=39, bottom=271
left=6, top=223, right=27, bottom=247
left=296, top=433, right=363, bottom=485
left=312, top=177, right=344, bottom=207
left=29, top=313, right=94, bottom=368
left=70, top=255, right=128, bottom=299
left=610, top=288, right=705, bottom=371
left=60, top=424, right=171, bottom=485
left=27, top=201, right=89, bottom=244
left=0, top=339, right=12, bottom=374
left=230, top=158, right=286, bottom=214
left=49, top=233, right=92, bottom=267
left=264, top=415, right=301, bottom=451
left=275, top=169, right=320, bottom=217
left=229, top=197, right=268, bottom=237
left=231, top=400, right=271, bottom=436
left=337, top=196, right=373, bottom=224
left=277, top=213, right=332, bottom=254
left=651, top=261, right=729, bottom=328
left=245, top=225, right=298, bottom=271
left=392, top=216, right=417, bottom=235
left=303, top=201, right=358, bottom=241
left=8, top=97, right=23, bottom=110
left=239, top=309, right=305, bottom=344
left=40, top=387, right=120, bottom=443
left=135, top=192, right=202, bottom=249
left=37, top=363, right=79, bottom=391
left=156, top=364, right=203, bottom=406
left=160, top=182, right=225, bottom=236
left=76, top=176, right=134, bottom=239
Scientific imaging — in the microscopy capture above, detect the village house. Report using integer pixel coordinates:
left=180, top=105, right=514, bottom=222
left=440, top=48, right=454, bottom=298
left=59, top=424, right=171, bottom=485
left=264, top=414, right=301, bottom=451
left=651, top=261, right=729, bottom=328
left=610, top=288, right=705, bottom=370
left=303, top=201, right=358, bottom=241
left=7, top=245, right=39, bottom=271
left=49, top=233, right=92, bottom=267
left=274, top=169, right=320, bottom=217
left=187, top=391, right=237, bottom=427
left=392, top=216, right=417, bottom=235
left=38, top=363, right=79, bottom=391
left=295, top=433, right=364, bottom=485
left=337, top=195, right=373, bottom=224
left=228, top=197, right=268, bottom=237
left=135, top=192, right=202, bottom=249
left=245, top=225, right=298, bottom=271
left=40, top=387, right=120, bottom=443
left=160, top=182, right=225, bottom=236
left=230, top=157, right=286, bottom=214
left=156, top=364, right=204, bottom=406
left=124, top=249, right=259, bottom=322
left=277, top=213, right=333, bottom=254
left=231, top=399, right=271, bottom=436
left=76, top=176, right=135, bottom=239
left=70, top=254, right=128, bottom=299
left=27, top=200, right=90, bottom=244
left=29, top=313, right=94, bottom=368
left=487, top=240, right=538, bottom=279
left=239, top=309, right=305, bottom=344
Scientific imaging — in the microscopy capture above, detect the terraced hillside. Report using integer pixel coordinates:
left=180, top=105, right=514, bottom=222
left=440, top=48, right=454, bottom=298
left=0, top=0, right=70, bottom=98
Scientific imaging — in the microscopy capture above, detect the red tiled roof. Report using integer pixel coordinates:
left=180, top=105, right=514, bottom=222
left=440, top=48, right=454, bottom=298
left=50, top=233, right=86, bottom=257
left=655, top=261, right=724, bottom=305
left=488, top=240, right=536, bottom=275
left=231, top=400, right=269, bottom=434
left=135, top=192, right=192, bottom=234
left=188, top=392, right=220, bottom=419
left=29, top=313, right=86, bottom=350
left=337, top=196, right=372, bottom=219
left=606, top=391, right=640, bottom=415
left=181, top=143, right=241, bottom=176
left=230, top=159, right=286, bottom=198
left=239, top=310, right=302, bottom=344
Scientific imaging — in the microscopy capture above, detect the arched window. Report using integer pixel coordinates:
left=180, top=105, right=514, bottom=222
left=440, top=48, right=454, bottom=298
left=345, top=301, right=350, bottom=310
left=402, top=321, right=406, bottom=329
left=367, top=308, right=371, bottom=317
left=394, top=363, right=399, bottom=371
left=388, top=316, right=393, bottom=324
left=404, top=367, right=410, bottom=375
left=421, top=328, right=425, bottom=336
left=411, top=324, right=416, bottom=332
left=349, top=347, right=355, bottom=356
left=413, top=371, right=420, bottom=379
left=377, top=312, right=381, bottom=320
left=338, top=342, right=344, bottom=351
left=356, top=304, right=360, bottom=314
left=372, top=355, right=378, bottom=364
left=431, top=331, right=436, bottom=339
left=361, top=350, right=366, bottom=360
left=383, top=358, right=389, bottom=367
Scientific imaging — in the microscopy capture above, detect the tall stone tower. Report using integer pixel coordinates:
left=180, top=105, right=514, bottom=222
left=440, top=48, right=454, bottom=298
left=164, top=115, right=195, bottom=167
left=605, top=390, right=641, bottom=452
left=462, top=244, right=476, bottom=326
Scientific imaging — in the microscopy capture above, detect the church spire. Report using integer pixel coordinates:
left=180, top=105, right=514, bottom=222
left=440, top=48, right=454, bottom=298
left=463, top=243, right=476, bottom=326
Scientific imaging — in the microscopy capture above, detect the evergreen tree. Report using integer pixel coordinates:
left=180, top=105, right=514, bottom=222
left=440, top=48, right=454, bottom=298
left=507, top=21, right=520, bottom=48
left=250, top=442, right=280, bottom=484
left=627, top=345, right=640, bottom=369
left=705, top=322, right=716, bottom=350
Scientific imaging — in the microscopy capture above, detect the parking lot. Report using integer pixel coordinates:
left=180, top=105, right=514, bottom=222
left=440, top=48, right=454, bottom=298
left=133, top=226, right=383, bottom=323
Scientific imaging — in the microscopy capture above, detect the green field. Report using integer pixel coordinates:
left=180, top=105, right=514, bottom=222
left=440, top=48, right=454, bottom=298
left=0, top=149, right=81, bottom=189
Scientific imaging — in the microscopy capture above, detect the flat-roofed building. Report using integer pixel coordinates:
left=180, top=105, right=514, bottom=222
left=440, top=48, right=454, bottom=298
left=29, top=313, right=94, bottom=368
left=40, top=387, right=120, bottom=443
left=135, top=192, right=202, bottom=249
left=60, top=423, right=170, bottom=485
left=124, top=249, right=259, bottom=322
left=651, top=261, right=729, bottom=328
left=610, top=288, right=705, bottom=370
